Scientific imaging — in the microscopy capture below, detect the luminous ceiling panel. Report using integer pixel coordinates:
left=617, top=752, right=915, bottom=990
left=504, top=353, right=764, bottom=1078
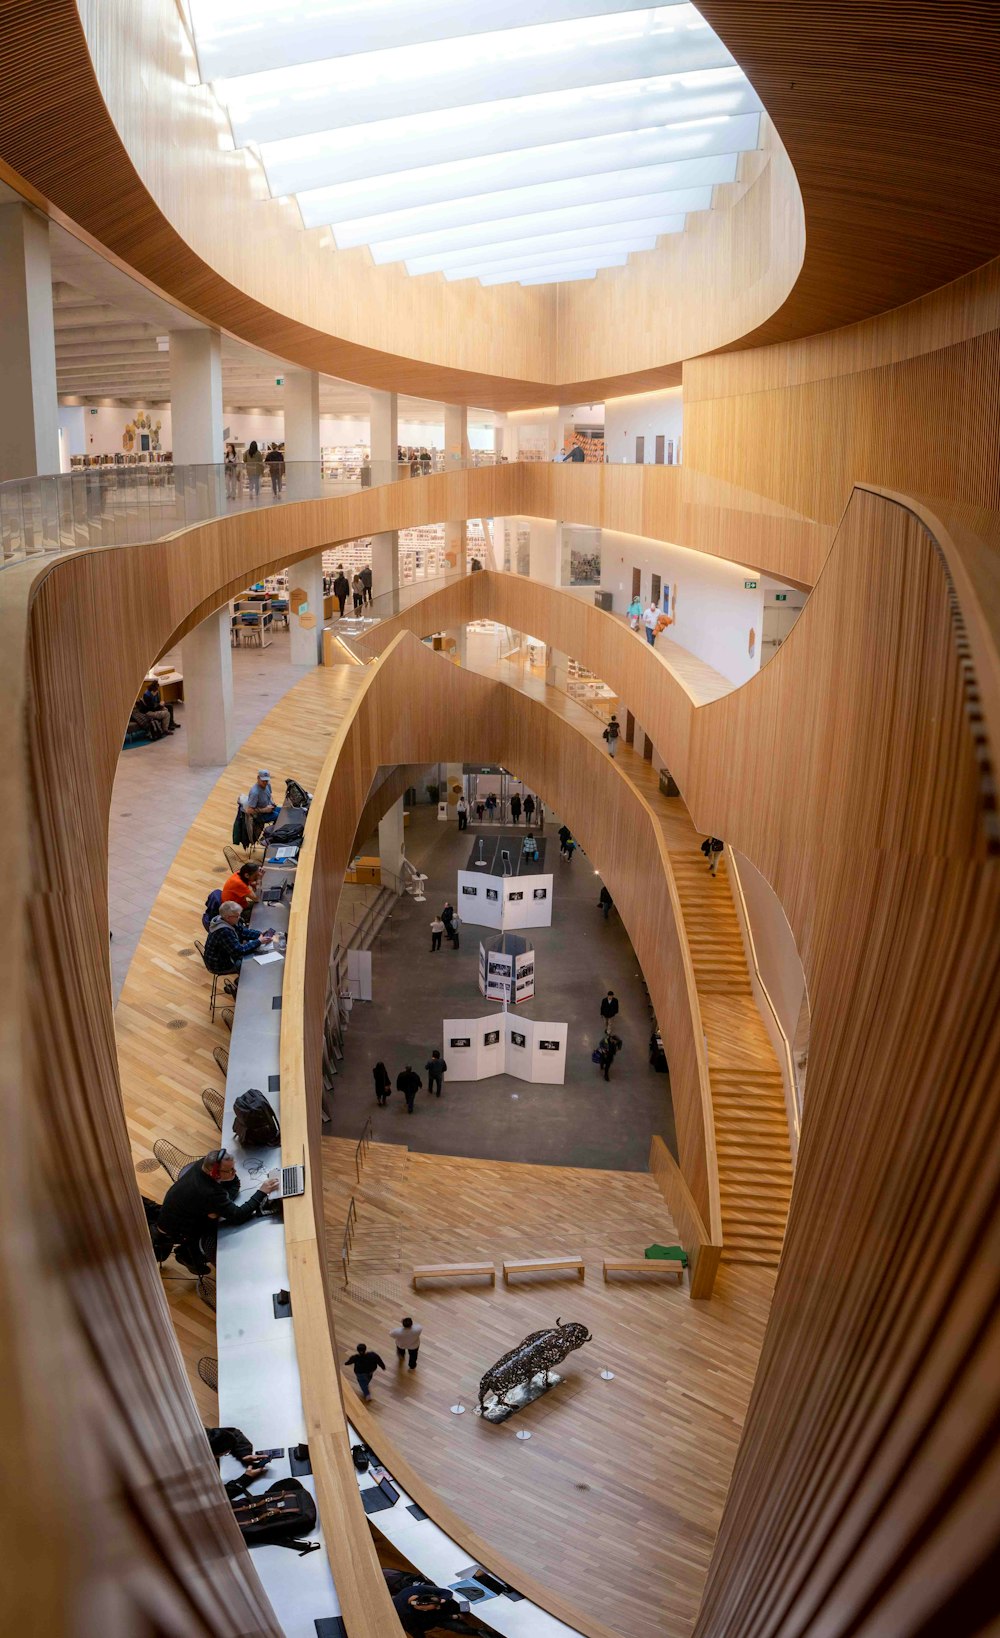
left=188, top=2, right=762, bottom=287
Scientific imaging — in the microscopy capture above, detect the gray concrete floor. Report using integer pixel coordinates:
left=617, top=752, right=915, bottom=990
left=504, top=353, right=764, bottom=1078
left=330, top=805, right=676, bottom=1171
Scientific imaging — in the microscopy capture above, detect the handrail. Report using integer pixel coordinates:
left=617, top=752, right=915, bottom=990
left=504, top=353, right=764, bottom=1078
left=354, top=1118, right=373, bottom=1183
left=341, top=1196, right=358, bottom=1288
left=724, top=845, right=802, bottom=1159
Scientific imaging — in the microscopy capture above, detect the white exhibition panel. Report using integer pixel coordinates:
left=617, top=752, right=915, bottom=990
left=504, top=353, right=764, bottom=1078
left=479, top=944, right=536, bottom=1003
left=443, top=1013, right=566, bottom=1083
left=458, top=869, right=553, bottom=929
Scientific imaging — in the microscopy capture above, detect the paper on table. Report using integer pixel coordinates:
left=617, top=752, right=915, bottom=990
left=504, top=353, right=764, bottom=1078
left=253, top=950, right=285, bottom=965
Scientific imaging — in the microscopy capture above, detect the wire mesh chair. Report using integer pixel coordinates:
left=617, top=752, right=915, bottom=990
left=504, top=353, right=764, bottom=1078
left=152, top=1139, right=202, bottom=1182
left=220, top=1006, right=234, bottom=1032
left=197, top=1356, right=218, bottom=1392
left=201, top=1087, right=224, bottom=1130
left=196, top=1274, right=217, bottom=1311
left=213, top=1045, right=229, bottom=1077
left=194, top=936, right=237, bottom=1021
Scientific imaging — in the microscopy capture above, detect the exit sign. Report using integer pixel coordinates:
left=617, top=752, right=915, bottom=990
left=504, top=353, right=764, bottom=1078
left=775, top=592, right=788, bottom=601
left=744, top=579, right=758, bottom=589
left=275, top=376, right=284, bottom=386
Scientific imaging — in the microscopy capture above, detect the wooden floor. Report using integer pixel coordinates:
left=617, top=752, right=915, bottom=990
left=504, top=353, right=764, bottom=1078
left=478, top=658, right=795, bottom=1266
left=115, top=666, right=367, bottom=1420
left=325, top=1138, right=773, bottom=1638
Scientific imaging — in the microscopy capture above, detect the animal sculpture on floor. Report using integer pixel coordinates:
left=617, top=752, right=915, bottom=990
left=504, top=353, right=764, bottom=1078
left=478, top=1319, right=593, bottom=1413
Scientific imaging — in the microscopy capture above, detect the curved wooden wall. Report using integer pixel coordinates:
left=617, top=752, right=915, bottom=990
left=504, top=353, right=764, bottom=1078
left=2, top=3, right=996, bottom=402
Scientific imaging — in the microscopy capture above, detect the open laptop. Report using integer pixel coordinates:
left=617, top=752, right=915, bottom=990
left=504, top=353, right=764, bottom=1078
left=267, top=1164, right=305, bottom=1199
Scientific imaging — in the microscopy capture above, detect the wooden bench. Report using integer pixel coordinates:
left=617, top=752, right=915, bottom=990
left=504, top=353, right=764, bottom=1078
left=502, top=1255, right=585, bottom=1285
left=602, top=1258, right=685, bottom=1283
left=412, top=1262, right=495, bottom=1289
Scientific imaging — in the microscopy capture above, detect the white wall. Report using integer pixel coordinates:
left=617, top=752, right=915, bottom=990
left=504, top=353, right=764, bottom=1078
left=67, top=403, right=173, bottom=459
left=604, top=387, right=682, bottom=465
left=57, top=405, right=86, bottom=470
left=597, top=525, right=765, bottom=687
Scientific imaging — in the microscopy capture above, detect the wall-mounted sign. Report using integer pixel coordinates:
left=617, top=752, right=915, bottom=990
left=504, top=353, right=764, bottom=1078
left=744, top=579, right=758, bottom=589
left=775, top=592, right=788, bottom=602
left=275, top=376, right=284, bottom=386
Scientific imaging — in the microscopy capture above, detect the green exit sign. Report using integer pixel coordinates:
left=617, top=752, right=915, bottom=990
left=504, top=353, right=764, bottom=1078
left=775, top=592, right=788, bottom=601
left=275, top=376, right=284, bottom=386
left=744, top=579, right=758, bottom=589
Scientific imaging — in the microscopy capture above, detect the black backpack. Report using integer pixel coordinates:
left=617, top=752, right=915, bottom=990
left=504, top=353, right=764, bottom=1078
left=232, top=799, right=249, bottom=846
left=284, top=778, right=311, bottom=810
left=267, top=820, right=305, bottom=845
left=230, top=1478, right=318, bottom=1555
left=202, top=889, right=222, bottom=930
left=233, top=1089, right=280, bottom=1148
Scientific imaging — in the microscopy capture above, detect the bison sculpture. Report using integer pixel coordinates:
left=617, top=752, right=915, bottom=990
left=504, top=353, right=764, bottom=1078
left=478, top=1318, right=592, bottom=1415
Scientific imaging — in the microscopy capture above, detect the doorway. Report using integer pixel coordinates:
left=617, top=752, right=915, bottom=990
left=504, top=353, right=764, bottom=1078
left=651, top=573, right=661, bottom=607
left=635, top=435, right=645, bottom=464
left=631, top=566, right=641, bottom=601
left=654, top=435, right=665, bottom=464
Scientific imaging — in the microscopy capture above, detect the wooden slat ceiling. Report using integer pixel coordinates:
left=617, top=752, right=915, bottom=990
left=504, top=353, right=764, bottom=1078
left=0, top=1, right=997, bottom=404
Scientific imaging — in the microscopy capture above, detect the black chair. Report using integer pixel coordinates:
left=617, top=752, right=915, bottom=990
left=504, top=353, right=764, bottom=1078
left=197, top=1356, right=218, bottom=1392
left=152, top=1139, right=201, bottom=1183
left=194, top=936, right=238, bottom=1022
left=196, top=1274, right=216, bottom=1312
left=201, top=1087, right=224, bottom=1130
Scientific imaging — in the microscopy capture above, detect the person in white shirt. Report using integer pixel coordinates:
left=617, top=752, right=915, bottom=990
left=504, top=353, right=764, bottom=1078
left=642, top=603, right=660, bottom=646
left=456, top=795, right=468, bottom=831
left=390, top=1316, right=423, bottom=1369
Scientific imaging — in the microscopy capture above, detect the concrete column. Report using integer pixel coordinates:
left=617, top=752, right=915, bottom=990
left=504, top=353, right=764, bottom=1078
left=283, top=367, right=320, bottom=467
left=168, top=330, right=223, bottom=465
left=378, top=796, right=405, bottom=894
left=444, top=403, right=468, bottom=469
left=0, top=203, right=59, bottom=481
left=529, top=518, right=561, bottom=585
left=493, top=418, right=506, bottom=460
left=445, top=519, right=466, bottom=576
left=371, top=531, right=398, bottom=599
left=180, top=607, right=235, bottom=768
left=288, top=551, right=324, bottom=666
left=369, top=388, right=397, bottom=472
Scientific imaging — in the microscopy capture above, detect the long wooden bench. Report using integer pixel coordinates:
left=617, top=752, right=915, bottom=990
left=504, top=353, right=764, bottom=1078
left=412, top=1262, right=495, bottom=1289
left=603, top=1258, right=685, bottom=1283
left=502, top=1255, right=585, bottom=1285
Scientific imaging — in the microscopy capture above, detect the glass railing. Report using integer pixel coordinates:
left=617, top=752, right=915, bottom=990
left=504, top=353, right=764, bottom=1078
left=0, top=453, right=499, bottom=570
left=329, top=572, right=468, bottom=656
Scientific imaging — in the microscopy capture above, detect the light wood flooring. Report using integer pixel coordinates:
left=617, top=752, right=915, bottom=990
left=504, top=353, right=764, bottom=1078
left=325, top=1137, right=773, bottom=1638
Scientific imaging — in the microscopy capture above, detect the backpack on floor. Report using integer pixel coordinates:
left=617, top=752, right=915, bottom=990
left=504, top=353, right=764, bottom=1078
left=232, top=799, right=248, bottom=846
left=202, top=889, right=222, bottom=931
left=284, top=778, right=311, bottom=810
left=230, top=1478, right=319, bottom=1555
left=233, top=1089, right=280, bottom=1148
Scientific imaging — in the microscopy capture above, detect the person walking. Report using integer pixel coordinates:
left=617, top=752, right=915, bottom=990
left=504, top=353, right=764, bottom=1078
left=429, top=914, right=445, bottom=952
left=373, top=1061, right=392, bottom=1107
left=333, top=568, right=350, bottom=617
left=558, top=823, right=573, bottom=859
left=595, top=1033, right=621, bottom=1081
left=224, top=442, right=240, bottom=500
left=390, top=1316, right=423, bottom=1369
left=642, top=602, right=659, bottom=646
left=701, top=836, right=724, bottom=876
left=265, top=443, right=284, bottom=496
left=510, top=792, right=522, bottom=824
left=627, top=593, right=643, bottom=630
left=425, top=1050, right=447, bottom=1097
left=360, top=563, right=373, bottom=605
left=485, top=792, right=498, bottom=823
left=243, top=440, right=263, bottom=499
left=352, top=572, right=365, bottom=612
left=523, top=793, right=535, bottom=827
left=440, top=902, right=459, bottom=948
left=344, top=1343, right=385, bottom=1402
left=456, top=795, right=468, bottom=831
left=602, top=714, right=621, bottom=758
left=475, top=799, right=485, bottom=823
left=600, top=990, right=620, bottom=1031
left=598, top=886, right=614, bottom=920
left=397, top=1064, right=422, bottom=1113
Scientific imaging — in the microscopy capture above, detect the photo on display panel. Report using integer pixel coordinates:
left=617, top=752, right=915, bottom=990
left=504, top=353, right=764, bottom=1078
left=451, top=1037, right=471, bottom=1048
left=539, top=1040, right=561, bottom=1052
left=509, top=891, right=524, bottom=902
left=510, top=1032, right=526, bottom=1048
left=486, top=889, right=499, bottom=901
left=484, top=1030, right=500, bottom=1045
left=533, top=888, right=547, bottom=900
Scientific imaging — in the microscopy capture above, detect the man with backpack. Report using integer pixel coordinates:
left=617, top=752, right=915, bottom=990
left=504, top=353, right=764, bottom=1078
left=203, top=900, right=273, bottom=980
left=153, top=1149, right=277, bottom=1274
left=602, top=714, right=621, bottom=758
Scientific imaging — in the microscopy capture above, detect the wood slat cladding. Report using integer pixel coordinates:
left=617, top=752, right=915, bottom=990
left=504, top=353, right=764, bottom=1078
left=0, top=1, right=997, bottom=401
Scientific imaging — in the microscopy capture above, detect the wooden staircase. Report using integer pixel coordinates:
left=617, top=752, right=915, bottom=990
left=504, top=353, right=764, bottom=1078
left=669, top=850, right=794, bottom=1266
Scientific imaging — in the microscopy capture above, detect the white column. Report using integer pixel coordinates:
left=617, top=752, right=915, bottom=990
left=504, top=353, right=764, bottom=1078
left=0, top=203, right=59, bottom=481
left=529, top=518, right=561, bottom=585
left=180, top=607, right=235, bottom=768
left=288, top=552, right=324, bottom=666
left=445, top=519, right=466, bottom=576
left=378, top=796, right=405, bottom=894
left=444, top=403, right=468, bottom=469
left=168, top=330, right=223, bottom=465
left=370, top=388, right=399, bottom=596
left=282, top=367, right=320, bottom=470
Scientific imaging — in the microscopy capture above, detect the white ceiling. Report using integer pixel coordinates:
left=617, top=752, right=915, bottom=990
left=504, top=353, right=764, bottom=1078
left=47, top=222, right=486, bottom=421
left=186, top=0, right=762, bottom=287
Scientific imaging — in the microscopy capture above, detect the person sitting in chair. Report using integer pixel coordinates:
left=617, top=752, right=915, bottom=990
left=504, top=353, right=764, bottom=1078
left=221, top=862, right=261, bottom=921
left=153, top=1149, right=277, bottom=1275
left=245, top=769, right=279, bottom=840
left=203, top=901, right=271, bottom=980
left=142, top=678, right=177, bottom=733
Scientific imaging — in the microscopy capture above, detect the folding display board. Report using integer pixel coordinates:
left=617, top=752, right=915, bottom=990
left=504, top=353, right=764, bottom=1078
left=458, top=869, right=553, bottom=930
left=479, top=943, right=536, bottom=1004
left=442, top=1013, right=566, bottom=1084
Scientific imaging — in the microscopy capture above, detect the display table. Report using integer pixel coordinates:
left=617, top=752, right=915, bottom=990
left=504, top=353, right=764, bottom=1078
left=345, top=855, right=381, bottom=886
